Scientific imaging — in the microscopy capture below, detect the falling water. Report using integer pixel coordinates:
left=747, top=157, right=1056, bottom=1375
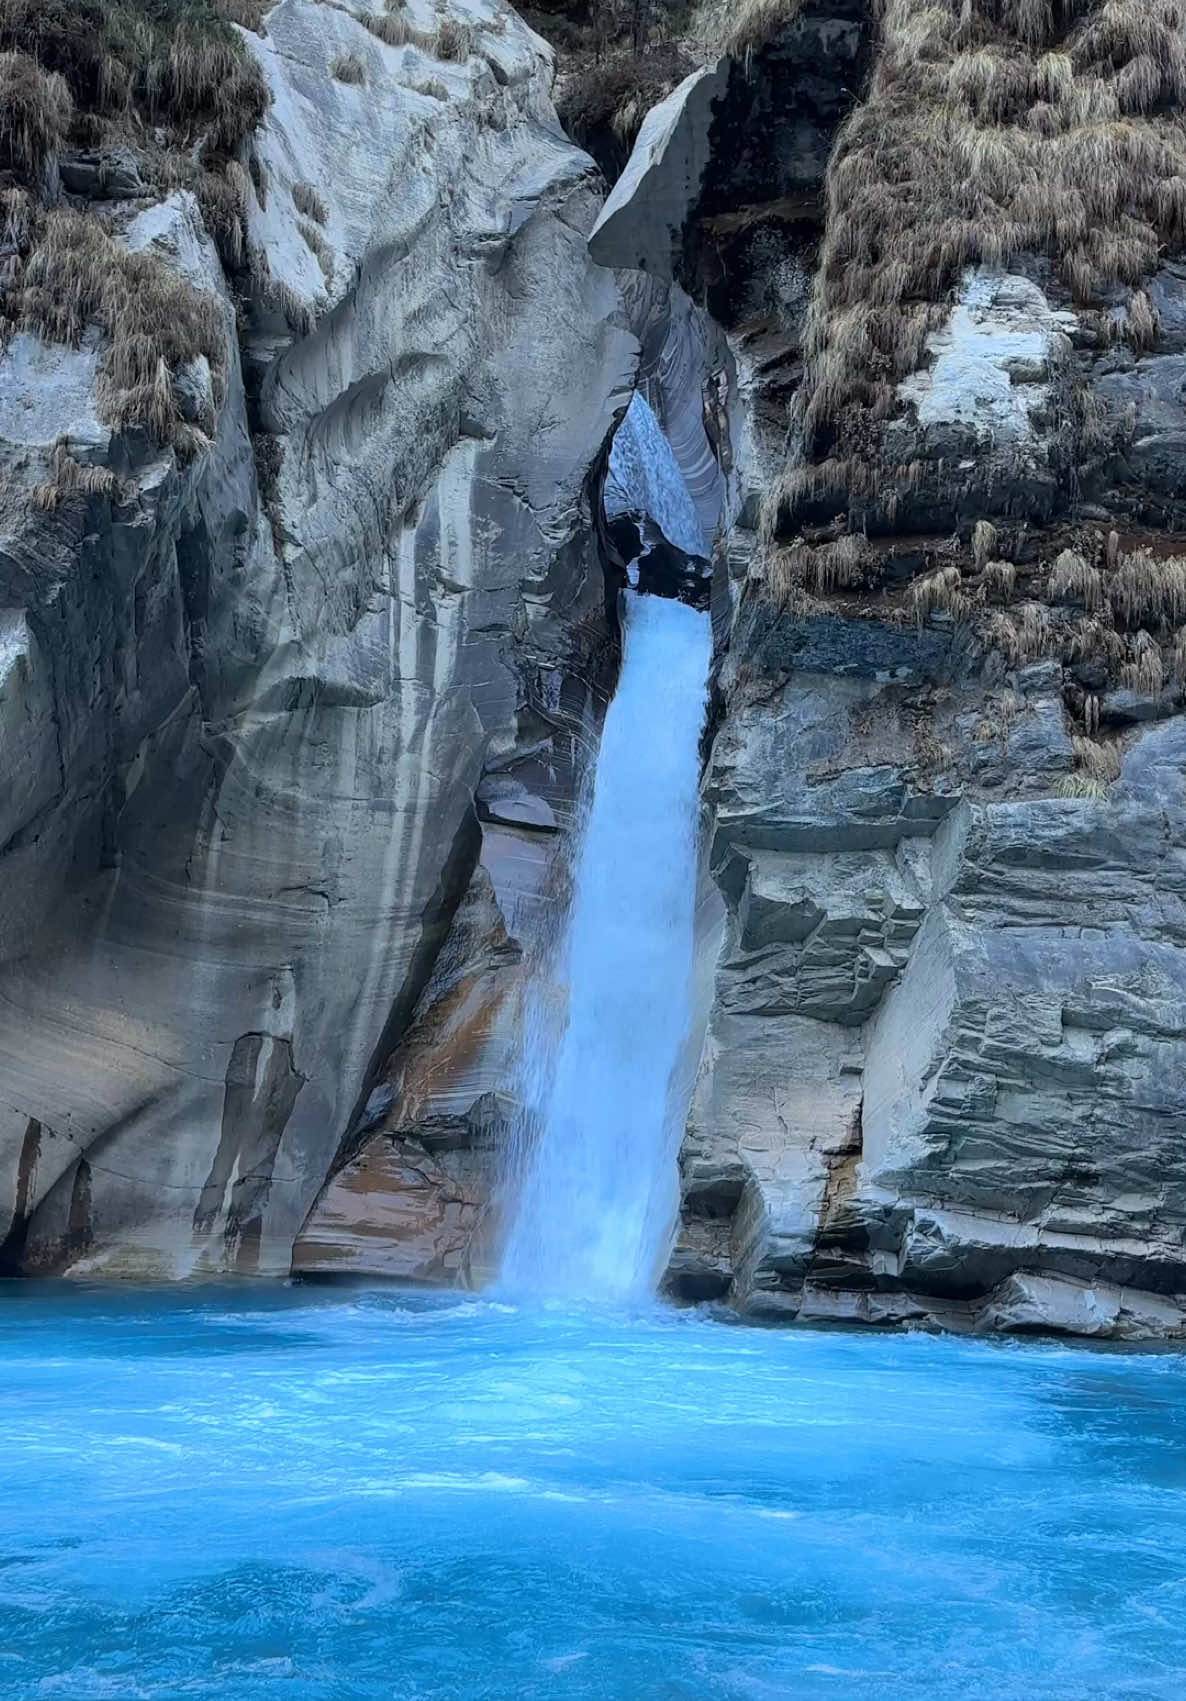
left=500, top=590, right=712, bottom=1303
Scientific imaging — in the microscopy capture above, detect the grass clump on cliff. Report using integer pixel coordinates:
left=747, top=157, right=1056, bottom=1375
left=0, top=1, right=266, bottom=456
left=11, top=208, right=227, bottom=448
left=359, top=3, right=471, bottom=59
left=292, top=181, right=328, bottom=224
left=0, top=0, right=268, bottom=155
left=721, top=0, right=802, bottom=64
left=330, top=51, right=368, bottom=83
left=764, top=0, right=1186, bottom=535
left=32, top=438, right=128, bottom=510
left=0, top=51, right=72, bottom=183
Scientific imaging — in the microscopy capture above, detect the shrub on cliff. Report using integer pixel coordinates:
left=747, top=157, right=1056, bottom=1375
left=766, top=0, right=1186, bottom=536
left=0, top=0, right=268, bottom=153
left=560, top=45, right=695, bottom=182
left=0, top=51, right=71, bottom=184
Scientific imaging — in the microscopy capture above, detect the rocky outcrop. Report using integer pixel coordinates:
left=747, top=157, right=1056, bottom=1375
left=631, top=2, right=1186, bottom=1341
left=8, top=0, right=1186, bottom=1344
left=670, top=611, right=1186, bottom=1340
left=0, top=0, right=634, bottom=1278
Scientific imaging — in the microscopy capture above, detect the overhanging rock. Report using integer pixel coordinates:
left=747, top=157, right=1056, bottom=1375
left=589, top=60, right=729, bottom=279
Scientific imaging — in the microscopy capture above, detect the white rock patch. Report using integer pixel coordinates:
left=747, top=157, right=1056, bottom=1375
left=899, top=268, right=1077, bottom=443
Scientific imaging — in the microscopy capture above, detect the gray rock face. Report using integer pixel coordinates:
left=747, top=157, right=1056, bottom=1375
left=571, top=0, right=1186, bottom=1343
left=670, top=622, right=1186, bottom=1340
left=589, top=61, right=730, bottom=280
left=0, top=0, right=634, bottom=1279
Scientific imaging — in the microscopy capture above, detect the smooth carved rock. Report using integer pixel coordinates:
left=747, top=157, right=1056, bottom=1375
left=0, top=0, right=633, bottom=1279
left=589, top=62, right=730, bottom=280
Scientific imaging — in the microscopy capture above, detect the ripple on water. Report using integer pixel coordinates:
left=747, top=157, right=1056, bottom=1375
left=2, top=1285, right=1186, bottom=1700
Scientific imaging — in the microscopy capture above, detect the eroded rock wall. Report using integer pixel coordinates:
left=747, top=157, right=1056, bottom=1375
left=0, top=0, right=635, bottom=1278
left=673, top=607, right=1186, bottom=1340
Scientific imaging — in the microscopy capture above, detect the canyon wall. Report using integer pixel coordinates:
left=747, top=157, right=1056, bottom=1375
left=5, top=0, right=1186, bottom=1342
left=0, top=0, right=634, bottom=1278
left=597, top=0, right=1186, bottom=1340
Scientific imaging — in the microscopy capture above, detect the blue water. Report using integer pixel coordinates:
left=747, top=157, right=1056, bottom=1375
left=2, top=1287, right=1186, bottom=1701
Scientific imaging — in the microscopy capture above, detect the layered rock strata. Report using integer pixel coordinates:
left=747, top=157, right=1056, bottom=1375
left=606, top=1, right=1186, bottom=1341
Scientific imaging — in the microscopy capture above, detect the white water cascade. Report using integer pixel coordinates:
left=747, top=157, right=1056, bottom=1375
left=500, top=590, right=712, bottom=1303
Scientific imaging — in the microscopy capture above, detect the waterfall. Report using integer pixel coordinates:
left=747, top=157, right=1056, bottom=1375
left=500, top=591, right=712, bottom=1303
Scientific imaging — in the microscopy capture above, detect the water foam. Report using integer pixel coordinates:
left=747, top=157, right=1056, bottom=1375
left=500, top=591, right=711, bottom=1301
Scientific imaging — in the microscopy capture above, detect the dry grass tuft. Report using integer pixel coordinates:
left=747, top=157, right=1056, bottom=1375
left=1169, top=626, right=1186, bottom=682
left=1064, top=615, right=1126, bottom=668
left=330, top=50, right=367, bottom=82
left=1014, top=600, right=1054, bottom=660
left=907, top=563, right=970, bottom=623
left=1119, top=629, right=1165, bottom=693
left=0, top=183, right=30, bottom=282
left=252, top=255, right=315, bottom=335
left=299, top=218, right=333, bottom=283
left=767, top=533, right=871, bottom=601
left=292, top=181, right=328, bottom=224
left=435, top=17, right=474, bottom=61
left=1054, top=774, right=1109, bottom=799
left=0, top=51, right=71, bottom=182
left=196, top=160, right=251, bottom=270
left=984, top=600, right=1053, bottom=664
left=1047, top=548, right=1103, bottom=609
left=9, top=208, right=226, bottom=449
left=32, top=438, right=126, bottom=510
left=1109, top=547, right=1186, bottom=627
left=362, top=11, right=437, bottom=51
left=982, top=558, right=1016, bottom=600
left=972, top=518, right=998, bottom=570
left=1124, top=288, right=1159, bottom=350
left=1072, top=734, right=1122, bottom=782
left=722, top=0, right=802, bottom=64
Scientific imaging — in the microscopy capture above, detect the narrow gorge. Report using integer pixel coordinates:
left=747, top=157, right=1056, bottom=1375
left=2, top=0, right=1186, bottom=1348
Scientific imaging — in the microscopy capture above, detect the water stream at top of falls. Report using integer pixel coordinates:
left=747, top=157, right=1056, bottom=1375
left=499, top=590, right=712, bottom=1303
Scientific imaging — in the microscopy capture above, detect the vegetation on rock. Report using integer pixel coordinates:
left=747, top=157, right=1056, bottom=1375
left=14, top=207, right=226, bottom=449
left=0, top=51, right=71, bottom=184
left=330, top=51, right=368, bottom=84
left=764, top=0, right=1186, bottom=536
left=0, top=0, right=268, bottom=452
left=0, top=0, right=268, bottom=153
left=720, top=0, right=802, bottom=62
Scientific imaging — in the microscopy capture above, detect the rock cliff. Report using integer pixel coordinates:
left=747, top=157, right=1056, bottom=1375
left=593, top=0, right=1186, bottom=1341
left=5, top=0, right=1186, bottom=1342
left=0, top=0, right=633, bottom=1278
